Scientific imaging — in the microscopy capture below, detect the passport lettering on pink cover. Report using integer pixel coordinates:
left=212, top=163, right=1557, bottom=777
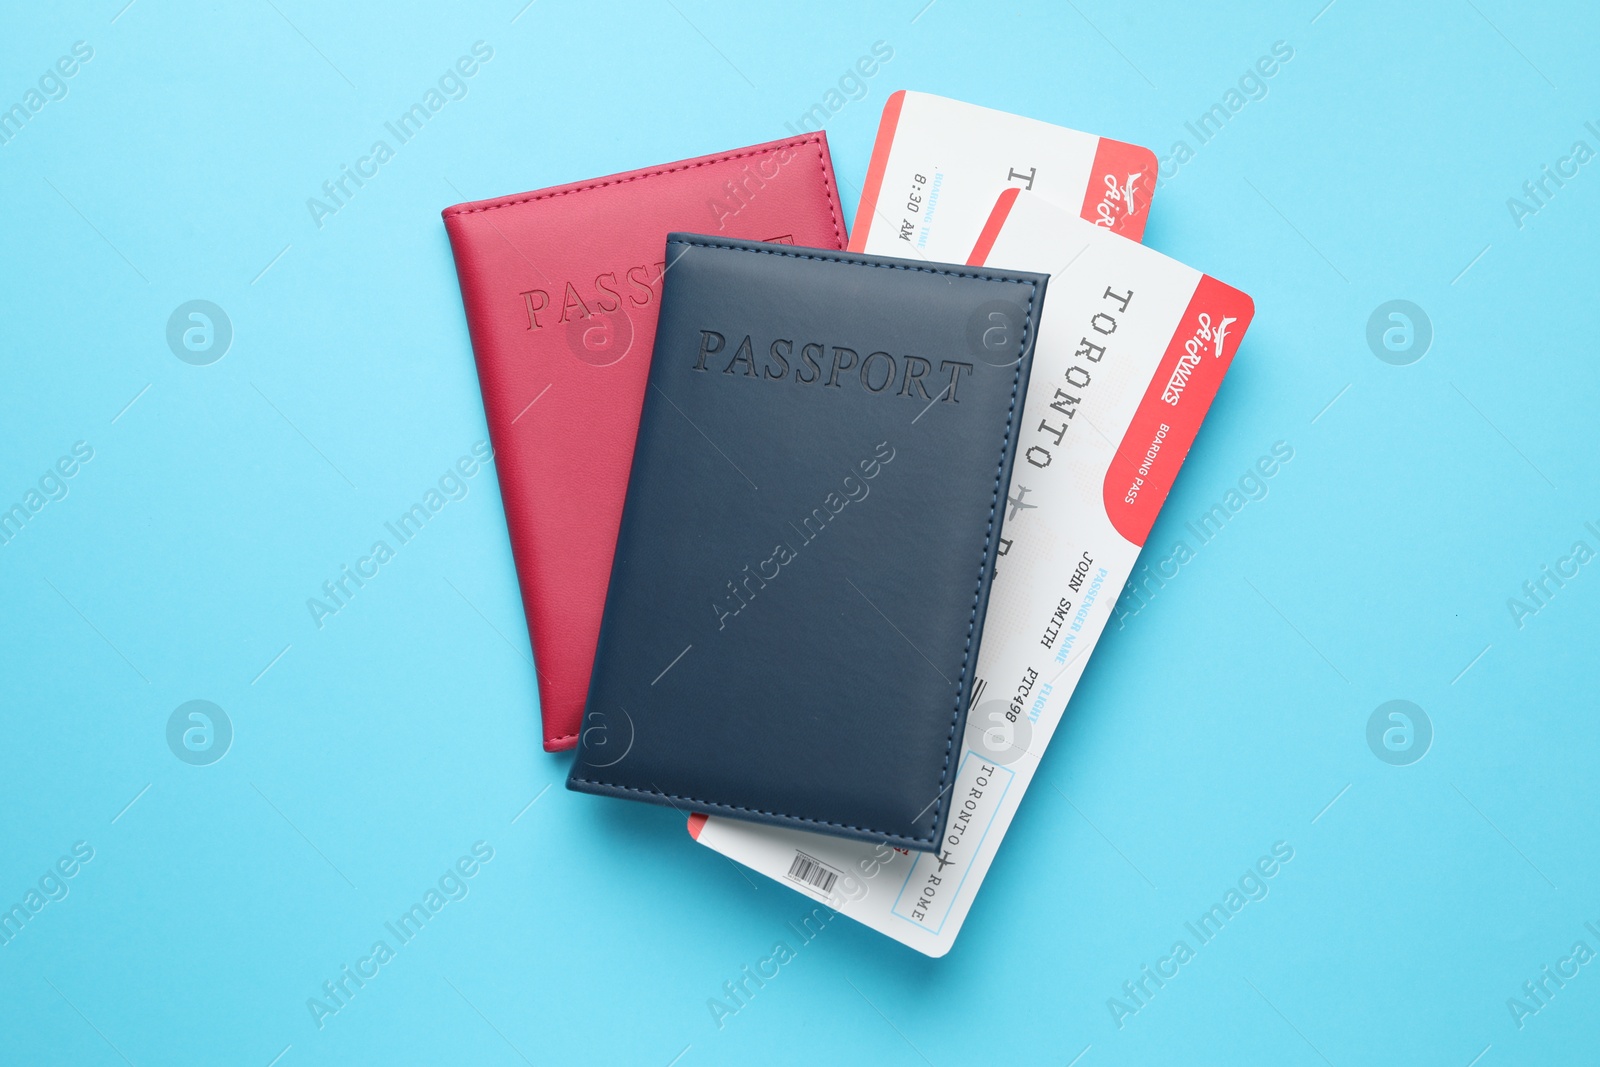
left=442, top=134, right=848, bottom=750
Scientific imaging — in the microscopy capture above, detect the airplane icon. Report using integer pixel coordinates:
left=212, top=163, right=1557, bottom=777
left=934, top=851, right=955, bottom=872
left=1212, top=316, right=1237, bottom=357
left=1006, top=485, right=1036, bottom=520
left=1122, top=171, right=1144, bottom=216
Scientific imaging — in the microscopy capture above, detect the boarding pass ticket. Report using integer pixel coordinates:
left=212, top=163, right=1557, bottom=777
left=691, top=189, right=1254, bottom=955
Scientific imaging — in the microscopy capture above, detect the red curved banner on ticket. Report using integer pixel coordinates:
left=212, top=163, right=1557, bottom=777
left=1102, top=275, right=1254, bottom=546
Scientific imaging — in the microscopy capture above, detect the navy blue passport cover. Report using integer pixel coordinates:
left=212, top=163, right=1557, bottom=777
left=566, top=235, right=1046, bottom=851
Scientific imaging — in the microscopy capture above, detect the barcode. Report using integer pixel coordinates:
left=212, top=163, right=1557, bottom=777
left=786, top=852, right=839, bottom=895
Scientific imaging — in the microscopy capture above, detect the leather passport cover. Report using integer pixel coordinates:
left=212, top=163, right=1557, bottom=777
left=566, top=235, right=1047, bottom=851
left=442, top=135, right=847, bottom=752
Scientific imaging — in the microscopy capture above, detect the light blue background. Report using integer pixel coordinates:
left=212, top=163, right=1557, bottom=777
left=3, top=1, right=1597, bottom=1063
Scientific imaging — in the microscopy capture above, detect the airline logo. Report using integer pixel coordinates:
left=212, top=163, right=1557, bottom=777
left=1162, top=311, right=1237, bottom=405
left=1104, top=276, right=1254, bottom=546
left=1092, top=169, right=1146, bottom=228
left=1081, top=138, right=1157, bottom=240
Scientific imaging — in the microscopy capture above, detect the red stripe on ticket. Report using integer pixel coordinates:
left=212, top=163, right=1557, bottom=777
left=967, top=187, right=1020, bottom=266
left=849, top=89, right=908, bottom=252
left=1102, top=275, right=1253, bottom=545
